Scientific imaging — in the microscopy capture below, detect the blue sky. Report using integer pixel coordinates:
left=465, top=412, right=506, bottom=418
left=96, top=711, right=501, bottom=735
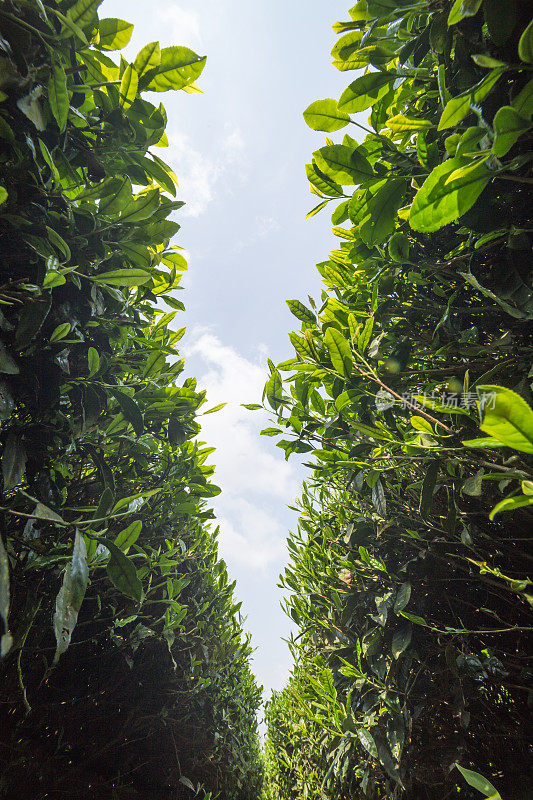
left=108, top=0, right=350, bottom=704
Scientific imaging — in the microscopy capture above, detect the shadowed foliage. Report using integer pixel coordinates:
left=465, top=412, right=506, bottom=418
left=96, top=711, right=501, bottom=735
left=262, top=1, right=532, bottom=798
left=0, top=1, right=262, bottom=797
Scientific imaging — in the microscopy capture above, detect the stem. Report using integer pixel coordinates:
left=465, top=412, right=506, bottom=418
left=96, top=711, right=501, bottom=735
left=497, top=175, right=533, bottom=185
left=349, top=119, right=378, bottom=137
left=0, top=9, right=55, bottom=44
left=352, top=362, right=454, bottom=433
left=398, top=358, right=513, bottom=378
left=16, top=599, right=42, bottom=715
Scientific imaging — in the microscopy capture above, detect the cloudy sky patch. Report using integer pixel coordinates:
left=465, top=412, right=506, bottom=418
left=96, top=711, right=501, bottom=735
left=186, top=330, right=297, bottom=569
left=109, top=0, right=348, bottom=701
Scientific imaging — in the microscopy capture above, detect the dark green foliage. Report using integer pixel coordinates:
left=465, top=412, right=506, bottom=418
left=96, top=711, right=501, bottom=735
left=0, top=1, right=261, bottom=797
left=264, top=2, right=532, bottom=798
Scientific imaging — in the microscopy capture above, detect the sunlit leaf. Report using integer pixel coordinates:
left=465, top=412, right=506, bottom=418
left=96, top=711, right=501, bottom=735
left=97, top=18, right=134, bottom=50
left=147, top=47, right=206, bottom=92
left=303, top=99, right=350, bottom=132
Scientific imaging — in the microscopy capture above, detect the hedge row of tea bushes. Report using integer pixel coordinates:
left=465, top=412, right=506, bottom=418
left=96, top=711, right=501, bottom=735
left=263, top=1, right=532, bottom=798
left=0, top=1, right=262, bottom=797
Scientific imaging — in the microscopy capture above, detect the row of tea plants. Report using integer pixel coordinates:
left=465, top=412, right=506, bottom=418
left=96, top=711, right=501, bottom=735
left=0, top=1, right=262, bottom=798
left=262, top=1, right=532, bottom=798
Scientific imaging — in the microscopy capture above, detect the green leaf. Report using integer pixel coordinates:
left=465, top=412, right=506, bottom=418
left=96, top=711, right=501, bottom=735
left=371, top=479, right=386, bottom=517
left=357, top=315, right=374, bottom=354
left=357, top=728, right=378, bottom=758
left=456, top=765, right=501, bottom=797
left=324, top=327, right=352, bottom=378
left=2, top=433, right=26, bottom=491
left=438, top=69, right=505, bottom=130
left=161, top=250, right=187, bottom=271
left=394, top=582, right=411, bottom=614
left=448, top=0, right=482, bottom=26
left=512, top=78, right=533, bottom=120
left=306, top=200, right=329, bottom=219
left=261, top=427, right=282, bottom=437
left=168, top=413, right=187, bottom=447
left=119, top=189, right=160, bottom=222
left=0, top=535, right=12, bottom=656
left=32, top=501, right=66, bottom=524
left=462, top=436, right=506, bottom=449
left=359, top=179, right=405, bottom=246
left=462, top=469, right=484, bottom=496
left=42, top=271, right=66, bottom=289
left=97, top=18, right=134, bottom=50
left=38, top=139, right=60, bottom=183
left=53, top=531, right=89, bottom=663
left=119, top=64, right=138, bottom=108
left=303, top=99, right=350, bottom=132
left=314, top=145, right=373, bottom=186
left=411, top=416, right=433, bottom=434
left=401, top=611, right=430, bottom=628
left=142, top=349, right=165, bottom=378
left=202, top=402, right=226, bottom=415
left=88, top=347, right=100, bottom=376
left=93, top=268, right=151, bottom=287
left=338, top=71, right=394, bottom=113
left=389, top=231, right=410, bottom=262
left=48, top=61, right=69, bottom=131
left=112, top=489, right=162, bottom=514
left=46, top=227, right=71, bottom=262
left=518, top=18, right=533, bottom=63
left=287, top=299, right=316, bottom=324
left=492, top=106, right=530, bottom=157
left=471, top=54, right=507, bottom=68
left=141, top=154, right=177, bottom=196
left=409, top=157, right=490, bottom=233
left=289, top=332, right=315, bottom=361
left=49, top=322, right=71, bottom=343
left=387, top=115, right=433, bottom=132
left=0, top=186, right=7, bottom=206
left=420, top=461, right=439, bottom=519
left=114, top=521, right=142, bottom=553
left=102, top=538, right=143, bottom=601
left=489, top=494, right=533, bottom=520
left=147, top=47, right=206, bottom=92
left=134, top=41, right=161, bottom=76
left=93, top=486, right=115, bottom=527
left=0, top=343, right=19, bottom=375
left=265, top=371, right=283, bottom=411
left=306, top=163, right=343, bottom=197
left=391, top=622, right=412, bottom=659
left=477, top=385, right=533, bottom=453
left=459, top=269, right=530, bottom=320
left=65, top=0, right=102, bottom=31
left=110, top=388, right=144, bottom=436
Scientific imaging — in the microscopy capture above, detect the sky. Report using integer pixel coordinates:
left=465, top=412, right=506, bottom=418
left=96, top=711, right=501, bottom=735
left=107, top=0, right=351, bottom=706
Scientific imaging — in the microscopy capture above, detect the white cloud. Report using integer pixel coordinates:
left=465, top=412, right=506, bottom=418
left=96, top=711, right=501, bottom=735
left=221, top=124, right=245, bottom=160
left=214, top=504, right=286, bottom=570
left=166, top=123, right=246, bottom=217
left=185, top=331, right=298, bottom=570
left=255, top=215, right=280, bottom=237
left=156, top=4, right=202, bottom=47
left=231, top=214, right=280, bottom=254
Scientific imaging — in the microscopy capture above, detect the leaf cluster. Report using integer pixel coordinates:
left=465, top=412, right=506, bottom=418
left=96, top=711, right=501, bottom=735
left=263, top=2, right=533, bottom=798
left=0, top=2, right=261, bottom=797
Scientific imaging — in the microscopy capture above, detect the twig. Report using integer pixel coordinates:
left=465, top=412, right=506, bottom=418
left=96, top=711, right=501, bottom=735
left=352, top=363, right=453, bottom=433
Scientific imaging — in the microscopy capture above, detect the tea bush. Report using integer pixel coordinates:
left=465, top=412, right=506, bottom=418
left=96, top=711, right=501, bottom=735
left=0, top=1, right=262, bottom=797
left=263, top=2, right=532, bottom=798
